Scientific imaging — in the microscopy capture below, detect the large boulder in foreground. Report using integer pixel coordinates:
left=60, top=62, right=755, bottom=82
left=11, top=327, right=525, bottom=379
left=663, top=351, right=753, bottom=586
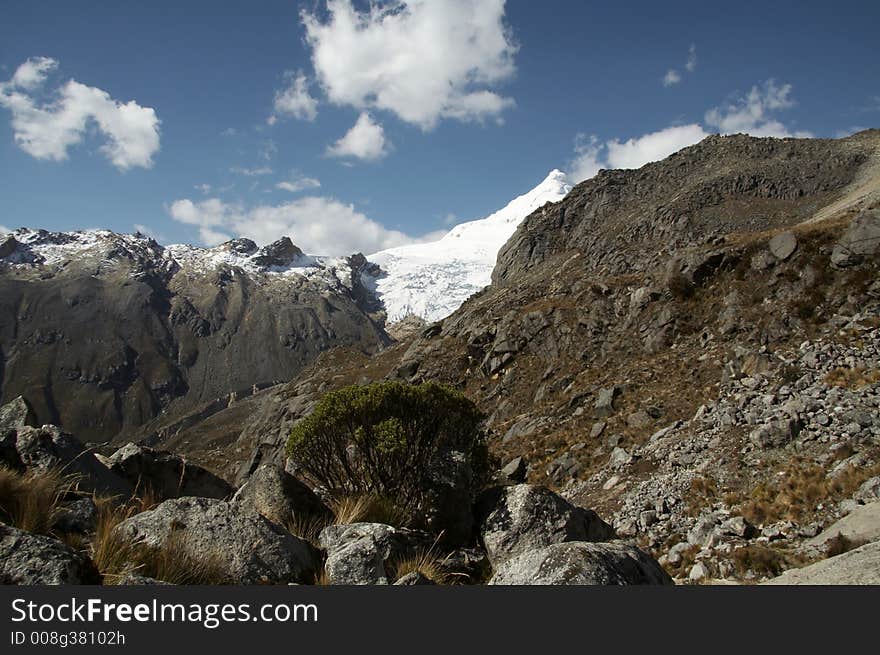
left=106, top=443, right=233, bottom=500
left=232, top=464, right=330, bottom=525
left=478, top=484, right=614, bottom=565
left=0, top=524, right=100, bottom=584
left=12, top=425, right=131, bottom=497
left=318, top=523, right=433, bottom=585
left=831, top=209, right=880, bottom=266
left=763, top=541, right=880, bottom=585
left=488, top=541, right=673, bottom=585
left=807, top=501, right=880, bottom=552
left=115, top=496, right=317, bottom=584
left=0, top=396, right=37, bottom=436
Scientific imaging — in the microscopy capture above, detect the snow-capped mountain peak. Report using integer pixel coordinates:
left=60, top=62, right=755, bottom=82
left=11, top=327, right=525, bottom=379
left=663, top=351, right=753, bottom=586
left=367, top=169, right=571, bottom=323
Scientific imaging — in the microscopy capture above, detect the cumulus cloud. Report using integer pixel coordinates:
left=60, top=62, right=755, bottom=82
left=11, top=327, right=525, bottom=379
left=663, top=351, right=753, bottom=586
left=570, top=125, right=709, bottom=182
left=168, top=195, right=427, bottom=255
left=326, top=112, right=390, bottom=161
left=662, top=44, right=697, bottom=87
left=271, top=71, right=319, bottom=122
left=0, top=57, right=160, bottom=170
left=571, top=79, right=810, bottom=182
left=276, top=173, right=321, bottom=193
left=704, top=79, right=812, bottom=138
left=301, top=0, right=518, bottom=130
left=685, top=44, right=697, bottom=72
left=662, top=70, right=682, bottom=87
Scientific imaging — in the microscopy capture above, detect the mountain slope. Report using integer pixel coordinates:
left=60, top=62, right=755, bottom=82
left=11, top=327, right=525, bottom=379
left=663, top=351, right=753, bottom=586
left=0, top=229, right=388, bottom=442
left=367, top=170, right=571, bottom=322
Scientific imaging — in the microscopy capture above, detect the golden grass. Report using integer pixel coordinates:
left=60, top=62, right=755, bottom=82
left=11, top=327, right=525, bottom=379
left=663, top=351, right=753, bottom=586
left=824, top=367, right=880, bottom=390
left=329, top=493, right=408, bottom=528
left=389, top=548, right=455, bottom=585
left=0, top=466, right=77, bottom=535
left=91, top=496, right=229, bottom=585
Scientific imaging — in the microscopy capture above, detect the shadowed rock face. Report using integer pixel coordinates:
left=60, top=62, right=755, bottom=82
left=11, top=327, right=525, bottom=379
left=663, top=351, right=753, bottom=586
left=0, top=232, right=390, bottom=443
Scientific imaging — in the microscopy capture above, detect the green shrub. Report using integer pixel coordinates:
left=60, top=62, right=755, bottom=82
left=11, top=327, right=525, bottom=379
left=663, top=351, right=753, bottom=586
left=287, top=382, right=488, bottom=521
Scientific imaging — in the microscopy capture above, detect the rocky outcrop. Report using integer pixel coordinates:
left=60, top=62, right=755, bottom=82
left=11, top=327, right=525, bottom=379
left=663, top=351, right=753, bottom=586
left=114, top=496, right=317, bottom=584
left=807, top=502, right=880, bottom=552
left=318, top=523, right=432, bottom=585
left=763, top=541, right=880, bottom=585
left=232, top=464, right=330, bottom=525
left=0, top=524, right=100, bottom=584
left=831, top=209, right=880, bottom=266
left=478, top=484, right=614, bottom=565
left=106, top=443, right=233, bottom=500
left=488, top=541, right=673, bottom=585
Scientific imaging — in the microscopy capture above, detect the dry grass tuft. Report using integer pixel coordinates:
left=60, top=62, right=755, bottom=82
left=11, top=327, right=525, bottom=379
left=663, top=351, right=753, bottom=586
left=91, top=498, right=229, bottom=585
left=389, top=548, right=455, bottom=585
left=329, top=493, right=407, bottom=528
left=730, top=545, right=805, bottom=579
left=0, top=466, right=77, bottom=535
left=824, top=367, right=880, bottom=389
left=285, top=512, right=331, bottom=549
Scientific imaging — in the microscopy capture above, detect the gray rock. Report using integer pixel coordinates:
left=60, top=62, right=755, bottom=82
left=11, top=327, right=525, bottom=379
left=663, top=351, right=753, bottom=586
left=626, top=411, right=652, bottom=430
left=807, top=501, right=880, bottom=550
left=608, top=447, right=633, bottom=467
left=589, top=421, right=606, bottom=439
left=749, top=417, right=802, bottom=449
left=855, top=477, right=880, bottom=503
left=0, top=396, right=37, bottom=436
left=499, top=456, right=527, bottom=484
left=117, top=573, right=171, bottom=585
left=688, top=561, right=712, bottom=582
left=232, top=464, right=329, bottom=525
left=831, top=209, right=880, bottom=266
left=768, top=231, right=798, bottom=260
left=394, top=572, right=436, bottom=586
left=318, top=523, right=432, bottom=585
left=54, top=497, right=99, bottom=535
left=594, top=386, right=621, bottom=417
left=115, top=496, right=317, bottom=584
left=13, top=425, right=132, bottom=497
left=720, top=516, right=754, bottom=539
left=763, top=541, right=880, bottom=584
left=107, top=443, right=233, bottom=501
left=478, top=484, right=614, bottom=566
left=488, top=541, right=673, bottom=585
left=0, top=524, right=100, bottom=584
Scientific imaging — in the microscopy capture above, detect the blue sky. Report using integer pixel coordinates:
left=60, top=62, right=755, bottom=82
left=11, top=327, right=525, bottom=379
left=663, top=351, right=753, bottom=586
left=1, top=0, right=878, bottom=255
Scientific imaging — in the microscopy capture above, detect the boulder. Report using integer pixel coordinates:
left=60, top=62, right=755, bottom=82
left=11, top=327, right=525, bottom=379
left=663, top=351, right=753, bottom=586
left=318, top=522, right=432, bottom=586
left=0, top=396, right=37, bottom=434
left=13, top=425, right=132, bottom=497
left=749, top=417, right=802, bottom=449
left=106, top=443, right=233, bottom=500
left=499, top=456, right=528, bottom=484
left=807, top=501, right=880, bottom=551
left=115, top=496, right=317, bottom=584
left=768, top=231, right=798, bottom=260
left=854, top=477, right=880, bottom=503
left=594, top=386, right=621, bottom=417
left=831, top=209, right=880, bottom=266
left=232, top=464, right=330, bottom=525
left=763, top=541, right=880, bottom=585
left=488, top=541, right=673, bottom=585
left=0, top=524, right=100, bottom=584
left=478, top=484, right=614, bottom=566
left=54, top=497, right=99, bottom=535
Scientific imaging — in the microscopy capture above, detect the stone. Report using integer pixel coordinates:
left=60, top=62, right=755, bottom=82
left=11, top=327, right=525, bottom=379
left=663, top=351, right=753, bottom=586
left=749, top=418, right=802, bottom=449
left=500, top=456, right=528, bottom=484
left=807, top=501, right=880, bottom=551
left=626, top=411, right=652, bottom=430
left=13, top=425, right=132, bottom=497
left=854, top=477, right=880, bottom=503
left=232, top=464, right=330, bottom=525
left=477, top=484, right=614, bottom=566
left=768, top=231, right=798, bottom=260
left=720, top=516, right=754, bottom=539
left=763, top=541, right=880, bottom=585
left=117, top=573, right=171, bottom=585
left=630, top=287, right=660, bottom=310
left=394, top=572, right=436, bottom=586
left=115, top=496, right=317, bottom=584
left=594, top=386, right=621, bottom=417
left=688, top=562, right=711, bottom=582
left=54, top=497, right=99, bottom=535
left=608, top=447, right=633, bottom=468
left=107, top=443, right=233, bottom=501
left=488, top=541, right=673, bottom=585
left=0, top=396, right=37, bottom=436
left=590, top=421, right=607, bottom=439
left=318, top=523, right=432, bottom=585
left=0, top=524, right=100, bottom=584
left=831, top=209, right=880, bottom=266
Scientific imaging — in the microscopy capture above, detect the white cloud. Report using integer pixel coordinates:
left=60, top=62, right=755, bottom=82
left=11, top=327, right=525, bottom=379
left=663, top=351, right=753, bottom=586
left=271, top=71, right=318, bottom=122
left=0, top=57, right=160, bottom=170
left=195, top=183, right=212, bottom=194
left=571, top=79, right=810, bottom=182
left=685, top=44, right=697, bottom=72
left=663, top=70, right=682, bottom=87
left=230, top=166, right=273, bottom=176
left=301, top=0, right=518, bottom=130
left=704, top=79, right=812, bottom=138
left=168, top=195, right=426, bottom=255
left=327, top=112, right=390, bottom=161
left=133, top=223, right=165, bottom=242
left=276, top=174, right=321, bottom=193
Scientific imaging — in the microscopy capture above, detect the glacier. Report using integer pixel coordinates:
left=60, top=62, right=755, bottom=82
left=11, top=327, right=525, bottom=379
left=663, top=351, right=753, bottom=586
left=366, top=169, right=571, bottom=323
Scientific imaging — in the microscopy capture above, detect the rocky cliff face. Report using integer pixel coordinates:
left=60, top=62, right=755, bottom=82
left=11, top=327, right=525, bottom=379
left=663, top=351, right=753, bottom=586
left=0, top=230, right=389, bottom=443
